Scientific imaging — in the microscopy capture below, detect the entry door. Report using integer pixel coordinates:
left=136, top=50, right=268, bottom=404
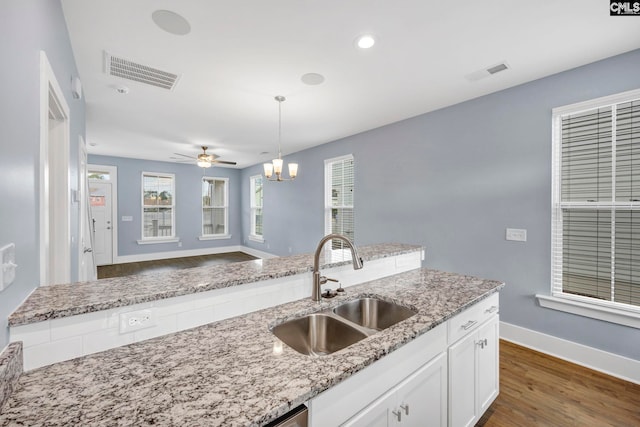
left=89, top=182, right=113, bottom=266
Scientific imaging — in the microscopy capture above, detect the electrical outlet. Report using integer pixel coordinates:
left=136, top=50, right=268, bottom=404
left=506, top=228, right=527, bottom=242
left=119, top=308, right=156, bottom=333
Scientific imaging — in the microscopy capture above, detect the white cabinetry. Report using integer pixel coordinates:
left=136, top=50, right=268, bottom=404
left=344, top=352, right=447, bottom=427
left=308, top=292, right=500, bottom=427
left=448, top=294, right=499, bottom=427
left=309, top=322, right=447, bottom=426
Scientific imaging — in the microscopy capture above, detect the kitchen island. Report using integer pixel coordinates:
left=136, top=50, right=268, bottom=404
left=0, top=267, right=503, bottom=426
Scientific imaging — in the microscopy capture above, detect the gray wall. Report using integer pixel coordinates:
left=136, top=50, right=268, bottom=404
left=242, top=49, right=640, bottom=360
left=0, top=1, right=85, bottom=348
left=89, top=155, right=242, bottom=256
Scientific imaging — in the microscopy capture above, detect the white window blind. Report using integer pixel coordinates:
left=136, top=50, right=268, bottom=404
left=325, top=155, right=355, bottom=254
left=250, top=175, right=263, bottom=239
left=202, top=177, right=228, bottom=236
left=552, top=90, right=640, bottom=311
left=142, top=173, right=175, bottom=239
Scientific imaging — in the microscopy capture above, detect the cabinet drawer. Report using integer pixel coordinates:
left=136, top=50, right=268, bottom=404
left=448, top=292, right=499, bottom=344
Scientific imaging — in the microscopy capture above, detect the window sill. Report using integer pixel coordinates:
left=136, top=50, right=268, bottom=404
left=248, top=235, right=264, bottom=243
left=536, top=294, right=640, bottom=329
left=137, top=238, right=179, bottom=245
left=198, top=234, right=231, bottom=241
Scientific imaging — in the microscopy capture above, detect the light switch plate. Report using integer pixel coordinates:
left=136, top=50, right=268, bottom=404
left=506, top=228, right=527, bottom=242
left=0, top=243, right=17, bottom=291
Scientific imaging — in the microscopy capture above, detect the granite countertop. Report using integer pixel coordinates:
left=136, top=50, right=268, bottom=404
left=0, top=268, right=503, bottom=426
left=9, top=243, right=421, bottom=327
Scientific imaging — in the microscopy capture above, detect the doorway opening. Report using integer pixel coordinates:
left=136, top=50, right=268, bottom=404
left=88, top=164, right=118, bottom=266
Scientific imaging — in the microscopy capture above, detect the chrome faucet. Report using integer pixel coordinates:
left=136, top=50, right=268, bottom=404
left=312, top=234, right=364, bottom=301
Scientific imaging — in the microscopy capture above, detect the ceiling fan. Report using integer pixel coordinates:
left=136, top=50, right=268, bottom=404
left=171, top=146, right=237, bottom=168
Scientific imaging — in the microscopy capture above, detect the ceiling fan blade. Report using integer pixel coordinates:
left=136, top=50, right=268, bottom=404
left=212, top=160, right=237, bottom=165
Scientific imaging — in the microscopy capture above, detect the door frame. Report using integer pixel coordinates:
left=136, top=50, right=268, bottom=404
left=88, top=164, right=119, bottom=265
left=39, top=51, right=71, bottom=286
left=78, top=136, right=96, bottom=280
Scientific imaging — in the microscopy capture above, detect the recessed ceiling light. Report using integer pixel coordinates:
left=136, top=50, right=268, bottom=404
left=152, top=10, right=191, bottom=36
left=301, top=73, right=325, bottom=85
left=356, top=35, right=376, bottom=49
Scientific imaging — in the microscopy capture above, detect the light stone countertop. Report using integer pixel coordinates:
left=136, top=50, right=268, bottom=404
left=9, top=243, right=421, bottom=327
left=0, top=268, right=503, bottom=426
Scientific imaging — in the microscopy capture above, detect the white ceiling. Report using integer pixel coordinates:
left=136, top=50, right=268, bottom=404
left=61, top=0, right=640, bottom=168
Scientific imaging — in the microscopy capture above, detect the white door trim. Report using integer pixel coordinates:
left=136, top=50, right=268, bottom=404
left=39, top=51, right=71, bottom=286
left=78, top=137, right=96, bottom=281
left=88, top=164, right=118, bottom=264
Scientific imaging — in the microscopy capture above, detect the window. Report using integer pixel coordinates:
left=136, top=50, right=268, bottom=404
left=325, top=155, right=355, bottom=257
left=142, top=173, right=175, bottom=240
left=249, top=175, right=264, bottom=241
left=201, top=177, right=229, bottom=238
left=546, top=89, right=640, bottom=327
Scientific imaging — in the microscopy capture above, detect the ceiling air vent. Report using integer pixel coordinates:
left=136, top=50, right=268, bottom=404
left=104, top=52, right=180, bottom=90
left=465, top=61, right=510, bottom=82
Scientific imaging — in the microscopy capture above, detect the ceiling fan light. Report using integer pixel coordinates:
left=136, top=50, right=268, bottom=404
left=272, top=158, right=283, bottom=175
left=288, top=163, right=298, bottom=179
left=263, top=163, right=274, bottom=178
left=197, top=159, right=211, bottom=168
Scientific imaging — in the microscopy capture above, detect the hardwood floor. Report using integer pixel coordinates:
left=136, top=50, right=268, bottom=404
left=477, top=340, right=640, bottom=427
left=97, top=252, right=258, bottom=279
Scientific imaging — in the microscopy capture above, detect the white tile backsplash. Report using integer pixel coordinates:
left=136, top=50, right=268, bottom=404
left=83, top=328, right=135, bottom=355
left=10, top=321, right=50, bottom=348
left=24, top=336, right=83, bottom=371
left=50, top=310, right=109, bottom=341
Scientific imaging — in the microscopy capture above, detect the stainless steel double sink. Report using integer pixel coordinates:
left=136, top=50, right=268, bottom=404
left=271, top=297, right=417, bottom=356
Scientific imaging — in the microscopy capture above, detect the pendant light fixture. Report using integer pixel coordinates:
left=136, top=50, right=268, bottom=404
left=264, top=96, right=298, bottom=181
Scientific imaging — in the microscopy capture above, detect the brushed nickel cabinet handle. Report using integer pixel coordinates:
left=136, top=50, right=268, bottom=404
left=461, top=320, right=477, bottom=330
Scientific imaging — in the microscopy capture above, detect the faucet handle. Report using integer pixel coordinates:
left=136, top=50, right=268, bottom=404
left=319, top=276, right=338, bottom=285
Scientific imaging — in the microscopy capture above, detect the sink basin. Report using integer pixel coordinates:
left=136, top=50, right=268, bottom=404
left=333, top=298, right=416, bottom=330
left=272, top=313, right=368, bottom=356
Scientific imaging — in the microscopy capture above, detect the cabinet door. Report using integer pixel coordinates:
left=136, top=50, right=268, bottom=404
left=476, top=316, right=499, bottom=414
left=398, top=352, right=447, bottom=427
left=342, top=389, right=397, bottom=427
left=448, top=330, right=477, bottom=427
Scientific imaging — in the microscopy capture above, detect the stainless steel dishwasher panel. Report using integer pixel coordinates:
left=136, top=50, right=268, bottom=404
left=264, top=404, right=308, bottom=427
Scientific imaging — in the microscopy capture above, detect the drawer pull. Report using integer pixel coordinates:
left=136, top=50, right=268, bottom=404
left=485, top=306, right=498, bottom=314
left=461, top=320, right=477, bottom=330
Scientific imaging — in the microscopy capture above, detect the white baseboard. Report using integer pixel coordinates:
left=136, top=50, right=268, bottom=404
left=113, top=245, right=276, bottom=264
left=500, top=321, right=640, bottom=385
left=240, top=246, right=278, bottom=259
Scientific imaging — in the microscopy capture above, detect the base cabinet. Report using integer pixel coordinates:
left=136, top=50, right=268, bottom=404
left=448, top=315, right=499, bottom=427
left=343, top=352, right=447, bottom=427
left=308, top=292, right=500, bottom=427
